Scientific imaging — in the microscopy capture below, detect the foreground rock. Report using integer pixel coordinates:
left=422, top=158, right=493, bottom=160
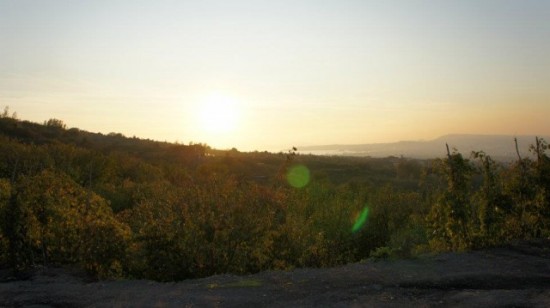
left=1, top=240, right=550, bottom=307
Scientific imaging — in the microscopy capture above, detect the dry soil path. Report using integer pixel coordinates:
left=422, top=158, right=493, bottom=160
left=1, top=240, right=550, bottom=307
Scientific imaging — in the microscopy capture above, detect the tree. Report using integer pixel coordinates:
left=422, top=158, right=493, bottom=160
left=528, top=137, right=550, bottom=235
left=1, top=106, right=17, bottom=119
left=44, top=118, right=66, bottom=129
left=0, top=179, right=12, bottom=265
left=2, top=170, right=130, bottom=276
left=470, top=151, right=510, bottom=246
left=427, top=145, right=473, bottom=251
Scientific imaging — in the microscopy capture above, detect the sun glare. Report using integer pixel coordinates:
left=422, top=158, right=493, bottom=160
left=197, top=93, right=240, bottom=135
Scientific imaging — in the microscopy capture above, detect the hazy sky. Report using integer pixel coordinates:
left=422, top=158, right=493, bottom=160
left=1, top=0, right=549, bottom=151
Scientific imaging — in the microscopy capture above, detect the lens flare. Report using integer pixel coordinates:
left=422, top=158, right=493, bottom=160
left=286, top=164, right=310, bottom=188
left=352, top=207, right=369, bottom=233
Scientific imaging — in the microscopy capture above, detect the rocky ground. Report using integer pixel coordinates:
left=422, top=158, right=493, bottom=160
left=1, top=240, right=550, bottom=307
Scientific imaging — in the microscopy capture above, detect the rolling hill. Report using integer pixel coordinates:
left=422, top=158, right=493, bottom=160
left=300, top=134, right=550, bottom=160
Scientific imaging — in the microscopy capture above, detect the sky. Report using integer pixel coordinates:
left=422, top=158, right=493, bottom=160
left=1, top=0, right=549, bottom=151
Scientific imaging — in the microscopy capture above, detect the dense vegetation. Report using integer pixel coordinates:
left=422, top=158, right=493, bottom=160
left=1, top=109, right=549, bottom=281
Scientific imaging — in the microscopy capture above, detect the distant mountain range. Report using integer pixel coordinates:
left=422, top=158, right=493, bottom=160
left=299, top=134, right=550, bottom=161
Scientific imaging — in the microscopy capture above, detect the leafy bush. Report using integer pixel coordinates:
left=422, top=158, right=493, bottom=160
left=1, top=116, right=549, bottom=281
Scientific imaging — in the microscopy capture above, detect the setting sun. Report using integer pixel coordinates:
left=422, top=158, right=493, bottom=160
left=197, top=93, right=240, bottom=135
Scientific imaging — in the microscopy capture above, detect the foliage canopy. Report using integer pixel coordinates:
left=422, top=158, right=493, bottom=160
left=0, top=114, right=548, bottom=280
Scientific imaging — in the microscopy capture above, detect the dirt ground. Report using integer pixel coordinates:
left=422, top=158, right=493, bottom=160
left=1, top=240, right=550, bottom=307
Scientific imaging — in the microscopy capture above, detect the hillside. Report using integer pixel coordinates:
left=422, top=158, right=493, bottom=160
left=1, top=114, right=549, bottom=290
left=0, top=115, right=428, bottom=281
left=0, top=116, right=425, bottom=188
